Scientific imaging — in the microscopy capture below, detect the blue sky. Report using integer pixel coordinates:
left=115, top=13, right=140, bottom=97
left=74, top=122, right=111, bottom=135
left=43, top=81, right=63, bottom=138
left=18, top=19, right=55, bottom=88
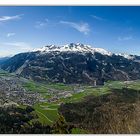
left=0, top=6, right=140, bottom=56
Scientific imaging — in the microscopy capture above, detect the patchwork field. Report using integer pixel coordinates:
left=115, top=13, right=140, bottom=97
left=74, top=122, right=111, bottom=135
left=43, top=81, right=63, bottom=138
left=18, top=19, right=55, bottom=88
left=22, top=78, right=140, bottom=126
left=1, top=69, right=140, bottom=128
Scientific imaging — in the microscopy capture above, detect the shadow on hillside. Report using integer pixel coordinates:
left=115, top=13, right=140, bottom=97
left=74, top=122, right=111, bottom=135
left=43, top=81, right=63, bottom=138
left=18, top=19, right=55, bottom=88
left=59, top=88, right=140, bottom=134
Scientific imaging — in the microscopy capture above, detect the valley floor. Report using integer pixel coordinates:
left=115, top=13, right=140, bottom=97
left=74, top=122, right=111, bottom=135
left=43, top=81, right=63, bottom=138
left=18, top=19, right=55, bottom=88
left=0, top=69, right=140, bottom=133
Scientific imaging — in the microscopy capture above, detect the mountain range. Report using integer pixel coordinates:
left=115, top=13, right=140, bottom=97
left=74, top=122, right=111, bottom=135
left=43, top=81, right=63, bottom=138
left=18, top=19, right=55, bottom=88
left=1, top=43, right=140, bottom=85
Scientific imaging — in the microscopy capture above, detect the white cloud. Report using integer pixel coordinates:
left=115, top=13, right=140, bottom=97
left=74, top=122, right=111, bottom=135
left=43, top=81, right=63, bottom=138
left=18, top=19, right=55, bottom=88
left=35, top=18, right=48, bottom=29
left=0, top=14, right=23, bottom=22
left=7, top=33, right=15, bottom=37
left=0, top=42, right=33, bottom=57
left=91, top=15, right=105, bottom=21
left=60, top=20, right=90, bottom=35
left=3, top=42, right=32, bottom=50
left=118, top=35, right=133, bottom=41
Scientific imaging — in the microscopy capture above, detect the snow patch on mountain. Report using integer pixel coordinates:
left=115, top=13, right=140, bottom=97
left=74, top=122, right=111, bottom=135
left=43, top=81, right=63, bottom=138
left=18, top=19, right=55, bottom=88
left=33, top=43, right=112, bottom=56
left=115, top=53, right=134, bottom=59
left=33, top=43, right=135, bottom=60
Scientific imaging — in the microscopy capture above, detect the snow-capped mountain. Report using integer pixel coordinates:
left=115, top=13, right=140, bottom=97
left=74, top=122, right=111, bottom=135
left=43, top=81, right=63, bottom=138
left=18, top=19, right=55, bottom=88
left=1, top=43, right=140, bottom=85
left=33, top=43, right=112, bottom=56
left=115, top=53, right=134, bottom=59
left=33, top=43, right=135, bottom=59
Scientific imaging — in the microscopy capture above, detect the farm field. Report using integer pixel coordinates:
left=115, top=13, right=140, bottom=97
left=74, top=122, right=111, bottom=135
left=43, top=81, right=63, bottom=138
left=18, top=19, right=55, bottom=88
left=23, top=78, right=140, bottom=126
left=1, top=69, right=140, bottom=129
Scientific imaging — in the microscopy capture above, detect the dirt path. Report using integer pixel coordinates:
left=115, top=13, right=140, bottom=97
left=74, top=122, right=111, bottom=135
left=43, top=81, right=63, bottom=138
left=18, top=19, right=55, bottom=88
left=36, top=110, right=53, bottom=123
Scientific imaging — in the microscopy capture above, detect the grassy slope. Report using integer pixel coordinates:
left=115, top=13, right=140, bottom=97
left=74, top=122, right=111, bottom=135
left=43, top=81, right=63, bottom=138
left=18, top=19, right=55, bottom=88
left=22, top=80, right=113, bottom=125
left=31, top=80, right=140, bottom=125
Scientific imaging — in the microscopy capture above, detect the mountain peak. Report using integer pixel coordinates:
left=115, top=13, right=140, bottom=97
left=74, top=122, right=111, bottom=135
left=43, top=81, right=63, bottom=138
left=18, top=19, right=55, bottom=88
left=33, top=43, right=112, bottom=56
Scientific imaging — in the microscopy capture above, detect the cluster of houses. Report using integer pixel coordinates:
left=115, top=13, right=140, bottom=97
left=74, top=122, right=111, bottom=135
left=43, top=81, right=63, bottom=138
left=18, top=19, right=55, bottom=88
left=0, top=76, right=44, bottom=106
left=0, top=74, right=99, bottom=106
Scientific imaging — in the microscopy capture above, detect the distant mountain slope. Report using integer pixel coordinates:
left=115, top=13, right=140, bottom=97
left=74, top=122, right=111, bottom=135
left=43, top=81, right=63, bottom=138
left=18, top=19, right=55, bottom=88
left=0, top=57, right=10, bottom=64
left=1, top=43, right=140, bottom=84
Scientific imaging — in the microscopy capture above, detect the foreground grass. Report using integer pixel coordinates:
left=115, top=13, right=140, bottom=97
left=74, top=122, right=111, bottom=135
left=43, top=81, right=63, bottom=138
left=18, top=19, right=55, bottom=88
left=33, top=103, right=59, bottom=125
left=71, top=128, right=89, bottom=134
